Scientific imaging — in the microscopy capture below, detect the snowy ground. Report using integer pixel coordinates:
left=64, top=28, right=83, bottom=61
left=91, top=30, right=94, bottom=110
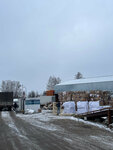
left=17, top=110, right=113, bottom=132
left=0, top=110, right=113, bottom=150
left=17, top=110, right=113, bottom=150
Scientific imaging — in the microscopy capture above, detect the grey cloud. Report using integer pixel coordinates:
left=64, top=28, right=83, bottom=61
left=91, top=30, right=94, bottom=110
left=0, top=0, right=113, bottom=93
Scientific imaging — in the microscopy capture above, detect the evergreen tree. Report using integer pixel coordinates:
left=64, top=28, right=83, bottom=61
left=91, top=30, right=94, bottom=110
left=75, top=72, right=83, bottom=79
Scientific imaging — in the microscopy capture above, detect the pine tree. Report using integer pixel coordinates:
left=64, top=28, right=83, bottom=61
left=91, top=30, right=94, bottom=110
left=75, top=72, right=83, bottom=79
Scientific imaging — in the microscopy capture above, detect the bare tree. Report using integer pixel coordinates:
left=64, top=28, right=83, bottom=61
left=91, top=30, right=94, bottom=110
left=35, top=91, right=39, bottom=97
left=75, top=72, right=83, bottom=79
left=28, top=91, right=40, bottom=98
left=1, top=80, right=23, bottom=98
left=46, top=76, right=61, bottom=90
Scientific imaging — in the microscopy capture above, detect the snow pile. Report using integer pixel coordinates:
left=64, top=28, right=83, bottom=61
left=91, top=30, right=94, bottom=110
left=62, top=101, right=75, bottom=114
left=25, top=109, right=35, bottom=114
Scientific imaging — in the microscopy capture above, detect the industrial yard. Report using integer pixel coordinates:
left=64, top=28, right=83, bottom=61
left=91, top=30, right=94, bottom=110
left=1, top=0, right=113, bottom=149
left=1, top=76, right=113, bottom=150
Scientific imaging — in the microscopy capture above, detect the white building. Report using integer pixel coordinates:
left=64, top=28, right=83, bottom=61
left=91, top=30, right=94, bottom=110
left=25, top=98, right=40, bottom=112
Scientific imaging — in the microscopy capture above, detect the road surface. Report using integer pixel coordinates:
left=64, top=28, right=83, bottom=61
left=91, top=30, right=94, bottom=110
left=0, top=111, right=113, bottom=150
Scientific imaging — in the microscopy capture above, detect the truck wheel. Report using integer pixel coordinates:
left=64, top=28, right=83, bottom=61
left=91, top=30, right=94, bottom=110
left=8, top=107, right=12, bottom=111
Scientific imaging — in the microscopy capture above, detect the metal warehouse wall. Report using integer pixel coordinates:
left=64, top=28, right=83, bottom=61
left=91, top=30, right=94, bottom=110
left=54, top=81, right=113, bottom=93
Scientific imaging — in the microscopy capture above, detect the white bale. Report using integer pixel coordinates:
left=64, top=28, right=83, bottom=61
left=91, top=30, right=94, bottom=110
left=63, top=101, right=75, bottom=114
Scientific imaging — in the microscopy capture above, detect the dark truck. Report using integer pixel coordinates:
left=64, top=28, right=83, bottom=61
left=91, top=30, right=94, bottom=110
left=0, top=92, right=13, bottom=111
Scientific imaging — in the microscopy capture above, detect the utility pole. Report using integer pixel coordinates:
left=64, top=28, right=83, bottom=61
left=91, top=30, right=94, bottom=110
left=21, top=85, right=27, bottom=114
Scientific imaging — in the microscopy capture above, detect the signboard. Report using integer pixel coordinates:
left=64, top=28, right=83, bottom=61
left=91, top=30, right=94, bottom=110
left=25, top=99, right=40, bottom=105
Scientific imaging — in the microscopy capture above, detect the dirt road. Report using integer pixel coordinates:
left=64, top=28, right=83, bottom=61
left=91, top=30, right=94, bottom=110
left=0, top=111, right=113, bottom=150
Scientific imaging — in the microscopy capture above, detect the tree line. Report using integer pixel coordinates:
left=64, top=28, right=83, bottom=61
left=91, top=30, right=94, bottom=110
left=0, top=72, right=83, bottom=98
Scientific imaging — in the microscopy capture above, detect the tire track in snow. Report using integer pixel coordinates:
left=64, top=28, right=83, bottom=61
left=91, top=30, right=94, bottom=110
left=1, top=111, right=41, bottom=150
left=1, top=111, right=25, bottom=138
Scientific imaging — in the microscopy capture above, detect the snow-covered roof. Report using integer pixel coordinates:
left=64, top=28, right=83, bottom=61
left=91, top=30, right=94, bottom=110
left=54, top=76, right=113, bottom=93
left=57, top=76, right=113, bottom=86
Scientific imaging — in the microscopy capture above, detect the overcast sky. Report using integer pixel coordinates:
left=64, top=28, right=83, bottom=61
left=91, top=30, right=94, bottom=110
left=0, top=0, right=113, bottom=93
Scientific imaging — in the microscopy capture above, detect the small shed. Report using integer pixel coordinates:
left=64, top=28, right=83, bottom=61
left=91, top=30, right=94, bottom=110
left=25, top=98, right=40, bottom=112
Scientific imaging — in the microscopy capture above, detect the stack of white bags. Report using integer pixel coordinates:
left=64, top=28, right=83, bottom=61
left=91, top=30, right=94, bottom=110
left=62, top=101, right=110, bottom=114
left=63, top=101, right=75, bottom=114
